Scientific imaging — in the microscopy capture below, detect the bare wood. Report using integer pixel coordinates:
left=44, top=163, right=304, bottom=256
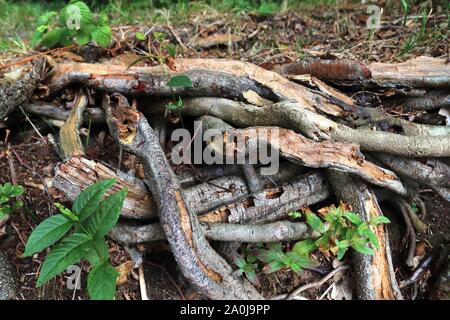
left=199, top=172, right=330, bottom=224
left=328, top=170, right=403, bottom=300
left=53, top=156, right=157, bottom=220
left=59, top=91, right=88, bottom=158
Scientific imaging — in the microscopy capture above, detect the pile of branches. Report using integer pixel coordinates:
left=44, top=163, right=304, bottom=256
left=1, top=53, right=449, bottom=300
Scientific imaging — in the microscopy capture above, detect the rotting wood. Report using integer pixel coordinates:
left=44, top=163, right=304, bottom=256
left=328, top=169, right=403, bottom=300
left=0, top=58, right=45, bottom=121
left=199, top=172, right=330, bottom=224
left=53, top=156, right=306, bottom=220
left=59, top=90, right=88, bottom=158
left=278, top=56, right=450, bottom=89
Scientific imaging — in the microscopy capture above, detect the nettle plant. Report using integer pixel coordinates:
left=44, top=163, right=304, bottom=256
left=234, top=203, right=390, bottom=284
left=31, top=0, right=112, bottom=48
left=0, top=183, right=25, bottom=219
left=23, top=179, right=127, bottom=300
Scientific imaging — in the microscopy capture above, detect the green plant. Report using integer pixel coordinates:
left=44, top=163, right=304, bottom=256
left=31, top=0, right=112, bottom=48
left=302, top=204, right=390, bottom=260
left=400, top=4, right=429, bottom=56
left=23, top=179, right=127, bottom=300
left=0, top=183, right=25, bottom=219
left=233, top=253, right=260, bottom=286
left=232, top=203, right=390, bottom=284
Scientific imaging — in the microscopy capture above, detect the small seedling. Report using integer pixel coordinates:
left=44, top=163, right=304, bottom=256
left=23, top=179, right=127, bottom=300
left=233, top=253, right=260, bottom=286
left=0, top=183, right=25, bottom=219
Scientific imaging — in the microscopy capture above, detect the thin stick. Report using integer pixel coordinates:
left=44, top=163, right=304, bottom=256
left=138, top=264, right=149, bottom=300
left=272, top=265, right=350, bottom=300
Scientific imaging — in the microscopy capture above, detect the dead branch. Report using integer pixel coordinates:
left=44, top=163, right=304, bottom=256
left=109, top=220, right=313, bottom=244
left=278, top=56, right=450, bottom=89
left=199, top=172, right=330, bottom=224
left=376, top=154, right=450, bottom=202
left=0, top=58, right=44, bottom=121
left=328, top=169, right=403, bottom=300
left=218, top=126, right=406, bottom=195
left=179, top=97, right=450, bottom=157
left=103, top=92, right=263, bottom=299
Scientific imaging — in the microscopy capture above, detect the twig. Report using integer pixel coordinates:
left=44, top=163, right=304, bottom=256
left=145, top=261, right=186, bottom=300
left=272, top=265, right=350, bottom=300
left=138, top=264, right=149, bottom=300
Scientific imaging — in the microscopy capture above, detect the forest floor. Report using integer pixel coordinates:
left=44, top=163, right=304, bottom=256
left=0, top=1, right=449, bottom=300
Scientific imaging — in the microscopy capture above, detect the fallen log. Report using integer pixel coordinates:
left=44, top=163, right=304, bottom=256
left=103, top=92, right=263, bottom=299
left=328, top=169, right=403, bottom=300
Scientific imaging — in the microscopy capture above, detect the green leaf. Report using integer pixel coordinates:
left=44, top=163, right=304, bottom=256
left=361, top=228, right=380, bottom=249
left=288, top=211, right=302, bottom=219
left=344, top=211, right=363, bottom=225
left=41, top=27, right=68, bottom=48
left=165, top=43, right=177, bottom=58
left=76, top=30, right=91, bottom=45
left=306, top=211, right=325, bottom=233
left=244, top=269, right=260, bottom=286
left=83, top=236, right=109, bottom=266
left=54, top=203, right=78, bottom=222
left=293, top=239, right=315, bottom=256
left=37, top=233, right=91, bottom=287
left=337, top=246, right=348, bottom=260
left=91, top=24, right=112, bottom=48
left=87, top=261, right=119, bottom=300
left=23, top=215, right=74, bottom=257
left=286, top=251, right=310, bottom=273
left=60, top=1, right=93, bottom=30
left=264, top=261, right=285, bottom=273
left=167, top=75, right=193, bottom=88
left=135, top=32, right=146, bottom=41
left=72, top=179, right=116, bottom=222
left=37, top=11, right=57, bottom=27
left=369, top=215, right=390, bottom=225
left=97, top=12, right=109, bottom=25
left=232, top=254, right=247, bottom=269
left=352, top=237, right=375, bottom=256
left=84, top=188, right=127, bottom=238
left=335, top=239, right=351, bottom=249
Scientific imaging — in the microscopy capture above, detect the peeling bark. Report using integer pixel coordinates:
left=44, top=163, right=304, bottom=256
left=278, top=56, right=450, bottom=89
left=218, top=126, right=406, bottom=195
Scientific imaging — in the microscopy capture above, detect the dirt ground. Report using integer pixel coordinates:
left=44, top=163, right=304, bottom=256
left=0, top=2, right=449, bottom=300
